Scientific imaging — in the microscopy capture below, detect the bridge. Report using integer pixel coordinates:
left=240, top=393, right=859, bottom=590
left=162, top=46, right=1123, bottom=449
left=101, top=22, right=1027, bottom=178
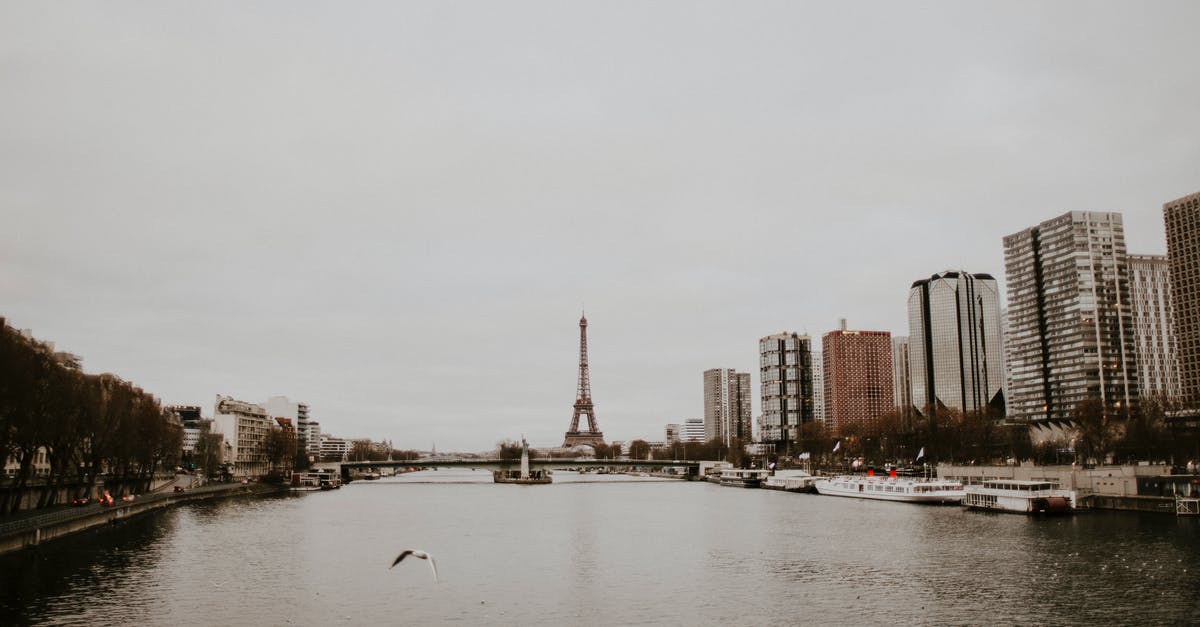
left=327, top=458, right=714, bottom=482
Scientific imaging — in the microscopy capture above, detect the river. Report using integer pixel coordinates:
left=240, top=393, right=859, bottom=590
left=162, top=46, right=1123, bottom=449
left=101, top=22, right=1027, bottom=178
left=2, top=469, right=1199, bottom=625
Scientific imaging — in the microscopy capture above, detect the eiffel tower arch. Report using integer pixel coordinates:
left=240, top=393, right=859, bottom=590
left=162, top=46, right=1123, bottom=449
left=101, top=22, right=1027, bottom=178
left=563, top=313, right=606, bottom=449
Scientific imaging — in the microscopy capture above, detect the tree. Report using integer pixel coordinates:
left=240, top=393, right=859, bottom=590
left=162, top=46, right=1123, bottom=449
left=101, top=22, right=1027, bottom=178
left=1073, top=398, right=1115, bottom=464
left=628, top=440, right=651, bottom=460
left=264, top=427, right=297, bottom=476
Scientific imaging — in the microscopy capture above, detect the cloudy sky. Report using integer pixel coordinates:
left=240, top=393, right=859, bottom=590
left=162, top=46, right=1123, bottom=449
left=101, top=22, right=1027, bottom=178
left=2, top=2, right=1197, bottom=451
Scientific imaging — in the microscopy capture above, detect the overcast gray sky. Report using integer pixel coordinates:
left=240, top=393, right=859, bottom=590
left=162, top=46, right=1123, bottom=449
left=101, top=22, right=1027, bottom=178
left=2, top=2, right=1196, bottom=451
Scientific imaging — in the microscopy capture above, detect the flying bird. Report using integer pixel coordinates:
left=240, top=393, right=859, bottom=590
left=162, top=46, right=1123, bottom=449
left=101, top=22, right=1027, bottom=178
left=391, top=549, right=439, bottom=582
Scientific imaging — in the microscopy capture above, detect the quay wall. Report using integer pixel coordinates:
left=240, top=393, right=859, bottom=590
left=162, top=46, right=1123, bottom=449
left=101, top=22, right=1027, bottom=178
left=0, top=483, right=280, bottom=556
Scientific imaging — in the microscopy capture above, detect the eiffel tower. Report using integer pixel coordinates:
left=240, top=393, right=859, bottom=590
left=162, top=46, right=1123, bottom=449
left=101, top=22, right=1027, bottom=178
left=563, top=312, right=605, bottom=448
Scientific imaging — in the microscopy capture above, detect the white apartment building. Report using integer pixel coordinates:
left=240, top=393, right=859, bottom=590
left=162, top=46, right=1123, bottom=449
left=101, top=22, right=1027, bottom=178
left=213, top=395, right=272, bottom=477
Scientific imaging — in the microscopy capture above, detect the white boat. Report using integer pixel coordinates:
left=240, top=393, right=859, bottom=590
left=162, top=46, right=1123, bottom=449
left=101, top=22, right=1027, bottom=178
left=963, top=480, right=1075, bottom=514
left=763, top=469, right=818, bottom=492
left=719, top=468, right=770, bottom=488
left=814, top=475, right=964, bottom=503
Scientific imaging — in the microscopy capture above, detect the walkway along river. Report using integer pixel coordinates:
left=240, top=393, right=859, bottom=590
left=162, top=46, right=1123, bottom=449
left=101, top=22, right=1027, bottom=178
left=2, top=469, right=1199, bottom=625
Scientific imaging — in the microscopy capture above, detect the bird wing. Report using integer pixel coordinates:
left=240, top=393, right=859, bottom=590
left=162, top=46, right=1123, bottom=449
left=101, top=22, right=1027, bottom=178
left=391, top=550, right=414, bottom=568
left=427, top=555, right=439, bottom=583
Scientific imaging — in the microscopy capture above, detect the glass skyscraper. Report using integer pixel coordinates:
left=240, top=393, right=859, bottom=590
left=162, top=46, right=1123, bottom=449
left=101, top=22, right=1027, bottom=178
left=906, top=271, right=1004, bottom=416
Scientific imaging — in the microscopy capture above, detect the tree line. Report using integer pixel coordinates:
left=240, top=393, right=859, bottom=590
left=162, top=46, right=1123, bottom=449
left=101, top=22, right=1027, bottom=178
left=0, top=321, right=182, bottom=513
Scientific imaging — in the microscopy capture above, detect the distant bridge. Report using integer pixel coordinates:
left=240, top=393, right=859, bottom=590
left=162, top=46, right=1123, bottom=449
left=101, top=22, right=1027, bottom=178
left=327, top=458, right=713, bottom=481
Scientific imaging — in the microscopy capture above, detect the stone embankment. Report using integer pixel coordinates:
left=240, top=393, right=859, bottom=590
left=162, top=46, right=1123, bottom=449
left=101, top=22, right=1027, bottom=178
left=0, top=481, right=284, bottom=556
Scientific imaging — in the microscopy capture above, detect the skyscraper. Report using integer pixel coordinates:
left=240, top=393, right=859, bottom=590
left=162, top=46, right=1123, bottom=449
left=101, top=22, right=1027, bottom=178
left=1128, top=254, right=1180, bottom=400
left=1003, top=211, right=1138, bottom=421
left=891, top=337, right=912, bottom=412
left=906, top=270, right=1004, bottom=416
left=703, top=368, right=752, bottom=445
left=822, top=322, right=893, bottom=435
left=1164, top=191, right=1200, bottom=404
left=812, top=350, right=825, bottom=427
left=758, top=332, right=814, bottom=455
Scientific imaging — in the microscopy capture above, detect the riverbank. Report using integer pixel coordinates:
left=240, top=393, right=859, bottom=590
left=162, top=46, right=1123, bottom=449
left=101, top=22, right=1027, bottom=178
left=0, top=481, right=286, bottom=556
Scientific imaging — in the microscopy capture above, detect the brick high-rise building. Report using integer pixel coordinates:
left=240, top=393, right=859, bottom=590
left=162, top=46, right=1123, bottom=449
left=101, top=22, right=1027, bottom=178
left=703, top=368, right=752, bottom=446
left=1003, top=211, right=1138, bottom=421
left=1165, top=191, right=1200, bottom=404
left=822, top=322, right=893, bottom=435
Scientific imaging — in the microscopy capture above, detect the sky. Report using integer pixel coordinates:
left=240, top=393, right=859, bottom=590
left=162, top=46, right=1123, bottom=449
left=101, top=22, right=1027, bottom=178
left=2, top=2, right=1197, bottom=452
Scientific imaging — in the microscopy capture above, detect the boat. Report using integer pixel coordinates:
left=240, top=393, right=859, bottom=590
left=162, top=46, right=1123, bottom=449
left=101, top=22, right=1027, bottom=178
left=813, top=475, right=964, bottom=503
left=962, top=480, right=1075, bottom=514
left=291, top=470, right=341, bottom=491
left=718, top=468, right=770, bottom=488
left=763, top=469, right=818, bottom=492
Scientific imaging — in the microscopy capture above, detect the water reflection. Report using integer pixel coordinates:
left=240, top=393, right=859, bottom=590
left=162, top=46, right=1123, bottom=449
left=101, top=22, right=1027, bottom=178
left=2, top=471, right=1198, bottom=625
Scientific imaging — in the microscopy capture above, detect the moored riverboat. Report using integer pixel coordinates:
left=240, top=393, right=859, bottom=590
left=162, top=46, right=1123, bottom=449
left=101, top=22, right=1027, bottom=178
left=719, top=468, right=770, bottom=488
left=814, top=475, right=964, bottom=503
left=962, top=480, right=1075, bottom=514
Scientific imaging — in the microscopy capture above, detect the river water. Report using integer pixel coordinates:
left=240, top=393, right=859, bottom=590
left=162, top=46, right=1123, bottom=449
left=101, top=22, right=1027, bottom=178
left=3, top=469, right=1199, bottom=625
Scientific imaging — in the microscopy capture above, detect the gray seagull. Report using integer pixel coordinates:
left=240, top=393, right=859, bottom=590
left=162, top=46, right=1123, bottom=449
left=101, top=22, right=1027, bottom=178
left=391, top=549, right=439, bottom=582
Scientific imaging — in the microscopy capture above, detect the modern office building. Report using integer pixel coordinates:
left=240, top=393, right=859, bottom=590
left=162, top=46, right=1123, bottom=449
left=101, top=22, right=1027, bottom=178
left=1129, top=254, right=1180, bottom=400
left=1003, top=211, right=1138, bottom=421
left=213, top=395, right=272, bottom=477
left=907, top=270, right=1004, bottom=416
left=1165, top=191, right=1200, bottom=404
left=167, top=405, right=204, bottom=454
left=758, top=332, right=815, bottom=455
left=703, top=368, right=752, bottom=445
left=664, top=423, right=681, bottom=444
left=681, top=418, right=705, bottom=443
left=822, top=321, right=893, bottom=435
left=891, top=337, right=912, bottom=412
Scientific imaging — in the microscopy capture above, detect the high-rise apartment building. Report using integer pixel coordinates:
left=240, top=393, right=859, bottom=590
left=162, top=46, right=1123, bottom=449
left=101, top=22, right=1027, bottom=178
left=891, top=337, right=912, bottom=412
left=1165, top=191, right=1200, bottom=404
left=822, top=322, right=893, bottom=435
left=812, top=350, right=825, bottom=427
left=703, top=368, right=752, bottom=445
left=907, top=270, right=1004, bottom=416
left=1128, top=254, right=1180, bottom=400
left=758, top=332, right=814, bottom=454
left=681, top=418, right=705, bottom=443
left=1003, top=211, right=1138, bottom=421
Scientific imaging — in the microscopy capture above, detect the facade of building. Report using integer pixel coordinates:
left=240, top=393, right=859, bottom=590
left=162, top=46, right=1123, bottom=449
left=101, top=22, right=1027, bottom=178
left=213, top=395, right=272, bottom=477
left=167, top=405, right=204, bottom=454
left=664, top=423, right=680, bottom=444
left=1165, top=192, right=1200, bottom=404
left=758, top=332, right=814, bottom=455
left=822, top=322, right=893, bottom=435
left=907, top=270, right=1005, bottom=416
left=263, top=396, right=314, bottom=463
left=891, top=337, right=912, bottom=412
left=703, top=368, right=752, bottom=445
left=681, top=418, right=705, bottom=443
left=1128, top=254, right=1180, bottom=400
left=1003, top=211, right=1139, bottom=421
left=319, top=436, right=352, bottom=461
left=812, top=351, right=825, bottom=427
